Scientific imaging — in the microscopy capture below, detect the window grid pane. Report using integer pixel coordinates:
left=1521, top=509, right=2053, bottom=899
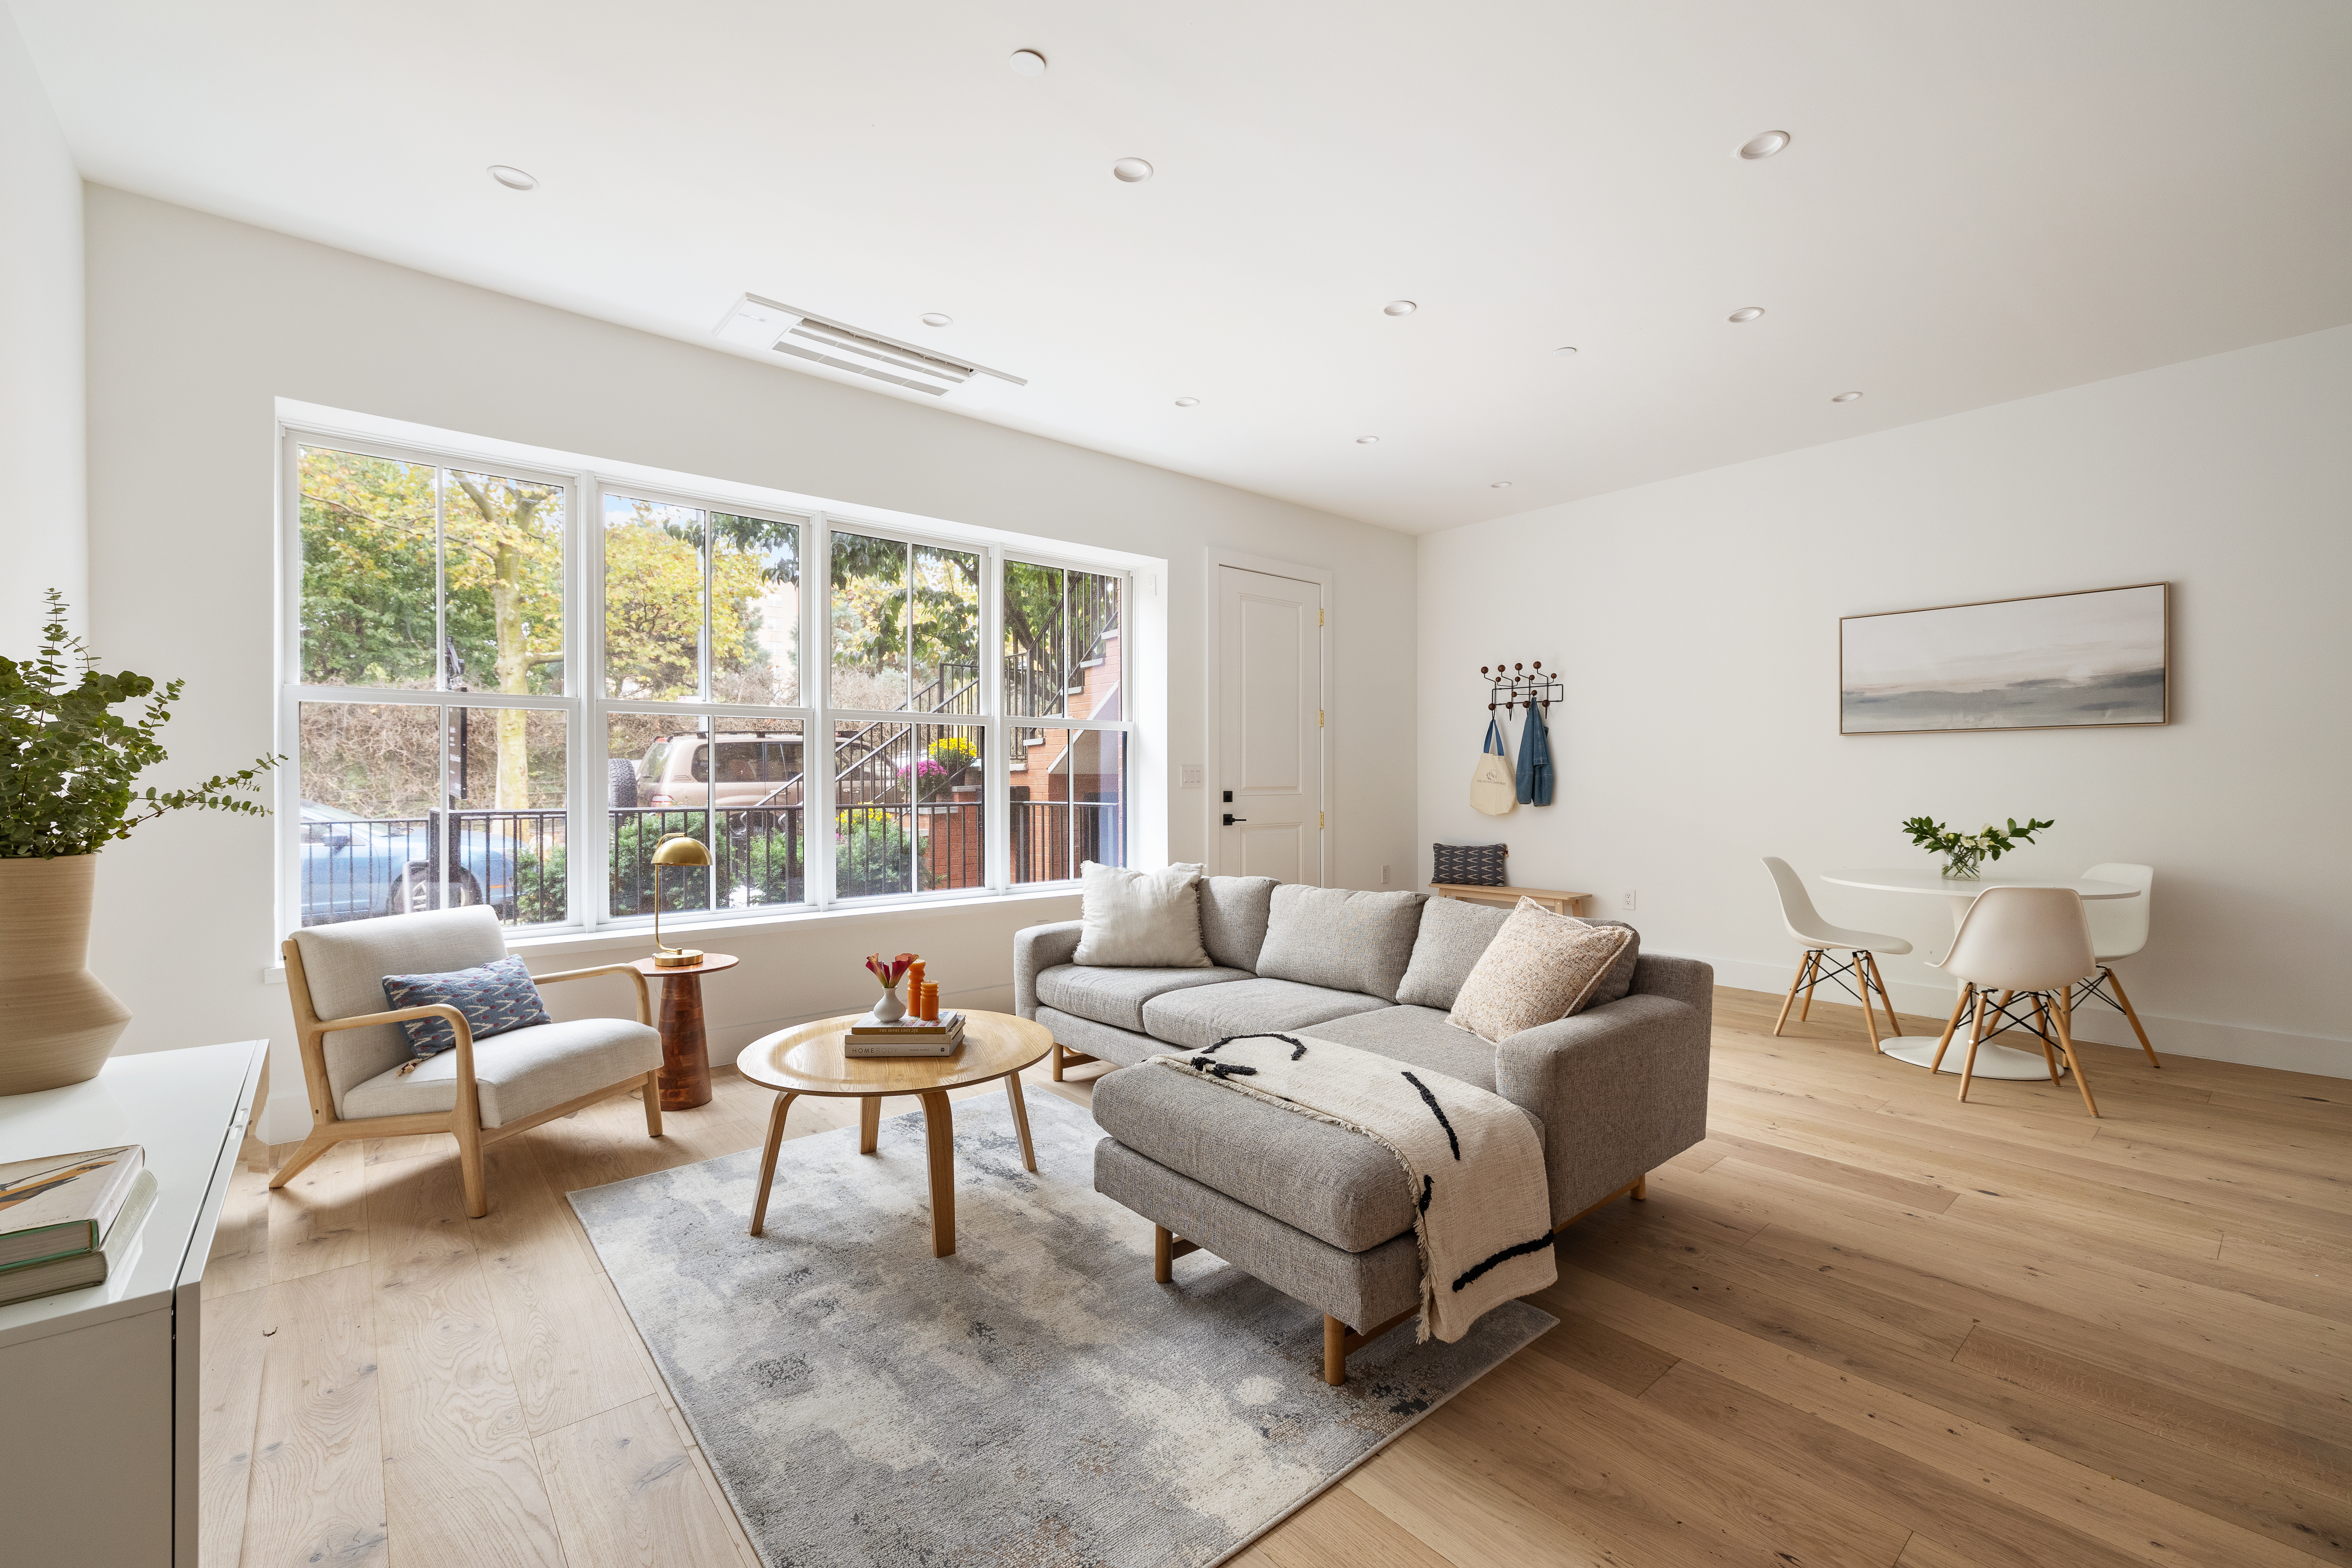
left=1011, top=729, right=1125, bottom=884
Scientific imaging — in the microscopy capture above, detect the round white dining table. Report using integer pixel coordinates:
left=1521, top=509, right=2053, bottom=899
left=1819, top=867, right=2140, bottom=1080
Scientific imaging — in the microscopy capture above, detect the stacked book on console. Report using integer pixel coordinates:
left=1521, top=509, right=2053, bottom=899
left=0, top=1145, right=160, bottom=1309
left=844, top=1011, right=966, bottom=1057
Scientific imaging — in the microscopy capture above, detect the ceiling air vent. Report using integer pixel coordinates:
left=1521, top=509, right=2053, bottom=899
left=714, top=295, right=1026, bottom=396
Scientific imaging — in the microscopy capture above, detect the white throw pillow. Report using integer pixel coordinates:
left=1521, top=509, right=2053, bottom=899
left=1072, top=862, right=1212, bottom=968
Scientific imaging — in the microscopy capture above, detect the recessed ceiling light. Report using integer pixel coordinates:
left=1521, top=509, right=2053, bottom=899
left=1383, top=300, right=1418, bottom=317
left=1554, top=345, right=1578, bottom=357
left=487, top=165, right=537, bottom=191
left=1009, top=49, right=1046, bottom=76
left=1112, top=157, right=1154, bottom=183
left=1356, top=436, right=1380, bottom=445
left=1831, top=390, right=1863, bottom=402
left=1490, top=482, right=1514, bottom=490
left=1728, top=307, right=1765, bottom=323
left=1738, top=130, right=1792, bottom=160
left=1174, top=397, right=1199, bottom=407
left=919, top=313, right=953, bottom=328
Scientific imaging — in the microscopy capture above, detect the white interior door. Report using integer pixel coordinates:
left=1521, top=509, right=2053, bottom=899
left=1216, top=565, right=1322, bottom=884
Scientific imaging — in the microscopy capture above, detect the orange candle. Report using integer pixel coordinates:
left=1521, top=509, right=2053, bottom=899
left=923, top=981, right=940, bottom=1021
left=905, top=959, right=924, bottom=1012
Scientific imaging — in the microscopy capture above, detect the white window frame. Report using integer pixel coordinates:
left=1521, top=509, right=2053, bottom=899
left=276, top=419, right=1136, bottom=943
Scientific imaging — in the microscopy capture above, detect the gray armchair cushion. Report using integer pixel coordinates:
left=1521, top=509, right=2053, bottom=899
left=1013, top=921, right=1085, bottom=1020
left=1035, top=1007, right=1161, bottom=1070
left=340, top=1017, right=660, bottom=1127
left=287, top=906, right=510, bottom=1115
left=1034, top=963, right=1254, bottom=1033
left=1198, top=875, right=1278, bottom=971
left=1252, top=886, right=1428, bottom=1001
left=1138, top=978, right=1390, bottom=1049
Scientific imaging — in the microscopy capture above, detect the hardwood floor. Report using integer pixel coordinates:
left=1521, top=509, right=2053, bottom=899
left=207, top=989, right=2352, bottom=1567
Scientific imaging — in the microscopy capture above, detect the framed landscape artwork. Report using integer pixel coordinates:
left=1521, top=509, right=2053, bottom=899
left=1840, top=582, right=2169, bottom=735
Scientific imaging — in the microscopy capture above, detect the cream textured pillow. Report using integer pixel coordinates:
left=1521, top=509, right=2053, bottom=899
left=1449, top=897, right=1637, bottom=1043
left=1072, top=862, right=1212, bottom=968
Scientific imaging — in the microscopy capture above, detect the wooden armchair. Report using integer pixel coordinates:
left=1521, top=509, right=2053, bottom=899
left=275, top=907, right=665, bottom=1217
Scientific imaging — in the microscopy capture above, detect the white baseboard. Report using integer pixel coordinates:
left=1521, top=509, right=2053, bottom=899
left=1700, top=953, right=2349, bottom=1080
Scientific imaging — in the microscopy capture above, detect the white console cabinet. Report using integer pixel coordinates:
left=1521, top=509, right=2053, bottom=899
left=0, top=1041, right=268, bottom=1568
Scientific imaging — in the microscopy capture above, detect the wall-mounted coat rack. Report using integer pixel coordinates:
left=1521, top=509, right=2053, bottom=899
left=1482, top=661, right=1561, bottom=714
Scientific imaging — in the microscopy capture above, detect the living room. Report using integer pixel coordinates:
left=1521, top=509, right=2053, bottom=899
left=1, top=5, right=2344, bottom=1567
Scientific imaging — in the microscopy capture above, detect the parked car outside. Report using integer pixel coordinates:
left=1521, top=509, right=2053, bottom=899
left=299, top=800, right=518, bottom=925
left=614, top=733, right=805, bottom=810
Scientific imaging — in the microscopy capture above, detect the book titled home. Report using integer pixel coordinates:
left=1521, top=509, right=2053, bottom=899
left=0, top=1144, right=147, bottom=1271
left=843, top=1011, right=966, bottom=1058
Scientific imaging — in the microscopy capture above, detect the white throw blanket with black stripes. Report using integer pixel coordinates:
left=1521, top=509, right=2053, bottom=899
left=1143, top=1031, right=1557, bottom=1343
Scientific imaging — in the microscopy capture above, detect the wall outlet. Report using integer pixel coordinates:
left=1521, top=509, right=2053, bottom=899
left=1622, top=889, right=1637, bottom=912
left=1381, top=864, right=1391, bottom=885
left=1179, top=764, right=1204, bottom=787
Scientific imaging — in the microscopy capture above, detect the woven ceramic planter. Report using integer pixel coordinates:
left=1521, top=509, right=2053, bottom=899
left=0, top=855, right=132, bottom=1095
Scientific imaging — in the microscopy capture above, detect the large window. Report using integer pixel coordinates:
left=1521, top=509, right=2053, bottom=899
left=282, top=430, right=1130, bottom=934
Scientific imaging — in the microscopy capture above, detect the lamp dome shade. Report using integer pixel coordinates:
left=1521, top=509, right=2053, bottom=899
left=652, top=834, right=710, bottom=867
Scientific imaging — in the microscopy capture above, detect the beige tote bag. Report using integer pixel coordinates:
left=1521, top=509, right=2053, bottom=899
left=1470, top=717, right=1517, bottom=816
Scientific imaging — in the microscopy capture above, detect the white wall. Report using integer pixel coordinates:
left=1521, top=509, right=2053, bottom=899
left=1419, top=326, right=2352, bottom=1077
left=81, top=187, right=1419, bottom=1140
left=0, top=7, right=83, bottom=652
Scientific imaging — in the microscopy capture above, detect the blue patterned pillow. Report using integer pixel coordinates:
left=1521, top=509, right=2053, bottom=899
left=380, top=955, right=552, bottom=1063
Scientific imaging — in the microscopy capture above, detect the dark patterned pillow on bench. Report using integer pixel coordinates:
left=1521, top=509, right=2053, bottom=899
left=1432, top=842, right=1508, bottom=887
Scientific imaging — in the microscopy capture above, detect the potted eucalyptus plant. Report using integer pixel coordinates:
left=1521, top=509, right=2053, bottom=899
left=1, top=593, right=278, bottom=1094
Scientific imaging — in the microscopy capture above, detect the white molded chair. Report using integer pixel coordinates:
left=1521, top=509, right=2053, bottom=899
left=276, top=906, right=666, bottom=1216
left=2072, top=862, right=2160, bottom=1068
left=1930, top=887, right=2101, bottom=1117
left=1760, top=858, right=1911, bottom=1049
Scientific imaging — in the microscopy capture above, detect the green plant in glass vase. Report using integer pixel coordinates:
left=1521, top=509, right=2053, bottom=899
left=1900, top=814, right=2055, bottom=880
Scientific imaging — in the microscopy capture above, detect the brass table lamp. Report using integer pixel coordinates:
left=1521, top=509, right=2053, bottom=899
left=650, top=833, right=710, bottom=968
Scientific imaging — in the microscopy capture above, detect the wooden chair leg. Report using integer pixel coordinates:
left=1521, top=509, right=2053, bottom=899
left=2030, top=995, right=2062, bottom=1083
left=1773, top=952, right=1818, bottom=1036
left=2103, top=967, right=2161, bottom=1068
left=1956, top=990, right=1989, bottom=1103
left=2055, top=993, right=2101, bottom=1118
left=749, top=1091, right=795, bottom=1236
left=1929, top=986, right=1973, bottom=1073
left=1865, top=952, right=1903, bottom=1036
left=1798, top=952, right=1823, bottom=1022
left=266, top=1131, right=338, bottom=1191
left=641, top=1072, right=664, bottom=1137
left=1855, top=952, right=1882, bottom=1051
left=454, top=1114, right=489, bottom=1219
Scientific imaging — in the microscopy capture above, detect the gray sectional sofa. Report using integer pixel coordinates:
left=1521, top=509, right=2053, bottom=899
left=1014, top=879, right=1713, bottom=1381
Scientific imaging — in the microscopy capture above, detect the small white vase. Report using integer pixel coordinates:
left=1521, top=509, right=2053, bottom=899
left=872, top=983, right=905, bottom=1023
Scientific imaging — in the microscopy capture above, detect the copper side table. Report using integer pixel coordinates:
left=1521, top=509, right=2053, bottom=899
left=631, top=953, right=739, bottom=1110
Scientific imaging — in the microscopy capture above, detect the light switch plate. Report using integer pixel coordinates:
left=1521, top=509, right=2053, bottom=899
left=1180, top=764, right=1204, bottom=787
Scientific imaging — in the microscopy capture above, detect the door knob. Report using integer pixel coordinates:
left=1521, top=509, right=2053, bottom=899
left=1222, top=814, right=1247, bottom=826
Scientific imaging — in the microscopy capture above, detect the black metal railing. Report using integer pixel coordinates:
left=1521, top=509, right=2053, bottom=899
left=1009, top=799, right=1124, bottom=884
left=298, top=807, right=567, bottom=927
left=834, top=801, right=985, bottom=898
left=608, top=806, right=805, bottom=915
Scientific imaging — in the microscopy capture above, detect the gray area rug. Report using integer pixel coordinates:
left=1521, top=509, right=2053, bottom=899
left=569, top=1086, right=1554, bottom=1568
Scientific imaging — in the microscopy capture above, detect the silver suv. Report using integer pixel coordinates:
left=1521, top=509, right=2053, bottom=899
left=611, top=733, right=804, bottom=809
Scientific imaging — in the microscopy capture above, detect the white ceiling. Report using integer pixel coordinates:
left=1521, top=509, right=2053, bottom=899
left=13, top=1, right=2350, bottom=533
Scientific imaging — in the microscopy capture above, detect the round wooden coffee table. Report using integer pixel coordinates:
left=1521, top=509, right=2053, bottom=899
left=735, top=1010, right=1052, bottom=1257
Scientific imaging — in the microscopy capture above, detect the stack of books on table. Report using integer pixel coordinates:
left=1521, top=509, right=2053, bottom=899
left=0, top=1145, right=160, bottom=1309
left=844, top=1011, right=966, bottom=1058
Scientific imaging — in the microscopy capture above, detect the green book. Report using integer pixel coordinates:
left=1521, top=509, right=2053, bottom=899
left=0, top=1145, right=147, bottom=1272
left=0, top=1170, right=160, bottom=1308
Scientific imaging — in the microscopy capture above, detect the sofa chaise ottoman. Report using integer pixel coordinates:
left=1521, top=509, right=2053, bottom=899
left=1014, top=879, right=1712, bottom=1381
